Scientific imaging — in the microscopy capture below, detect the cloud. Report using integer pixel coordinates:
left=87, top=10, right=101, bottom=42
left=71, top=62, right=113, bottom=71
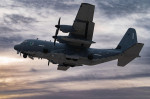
left=7, top=87, right=150, bottom=99
left=29, top=68, right=38, bottom=72
left=31, top=62, right=150, bottom=84
left=0, top=0, right=150, bottom=99
left=135, top=17, right=150, bottom=31
left=35, top=72, right=150, bottom=84
left=16, top=0, right=79, bottom=12
left=0, top=26, right=18, bottom=34
left=4, top=14, right=37, bottom=24
left=2, top=13, right=38, bottom=32
left=0, top=35, right=23, bottom=49
left=95, top=0, right=150, bottom=17
left=0, top=59, right=150, bottom=99
left=0, top=13, right=38, bottom=50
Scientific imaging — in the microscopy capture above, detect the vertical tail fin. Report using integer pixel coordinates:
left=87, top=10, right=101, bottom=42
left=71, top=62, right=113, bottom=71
left=116, top=28, right=137, bottom=51
left=116, top=28, right=144, bottom=66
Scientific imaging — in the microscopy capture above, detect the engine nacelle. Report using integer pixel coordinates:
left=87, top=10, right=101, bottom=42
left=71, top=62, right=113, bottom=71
left=60, top=25, right=74, bottom=33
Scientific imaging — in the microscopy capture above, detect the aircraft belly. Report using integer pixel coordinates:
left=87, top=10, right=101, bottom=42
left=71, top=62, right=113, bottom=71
left=83, top=55, right=120, bottom=66
left=25, top=51, right=65, bottom=64
left=49, top=54, right=120, bottom=66
left=25, top=51, right=51, bottom=58
left=49, top=53, right=84, bottom=66
left=25, top=51, right=120, bottom=67
left=48, top=53, right=94, bottom=66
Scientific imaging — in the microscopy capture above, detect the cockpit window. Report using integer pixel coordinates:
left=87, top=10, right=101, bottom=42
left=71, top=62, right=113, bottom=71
left=30, top=42, right=34, bottom=46
left=21, top=40, right=34, bottom=46
left=21, top=40, right=28, bottom=44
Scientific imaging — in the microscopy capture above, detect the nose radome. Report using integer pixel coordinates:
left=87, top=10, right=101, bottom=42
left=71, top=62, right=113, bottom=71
left=14, top=45, right=19, bottom=50
left=14, top=45, right=17, bottom=50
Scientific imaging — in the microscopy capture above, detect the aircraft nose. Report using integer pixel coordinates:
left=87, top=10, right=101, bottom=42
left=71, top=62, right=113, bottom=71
left=14, top=45, right=19, bottom=50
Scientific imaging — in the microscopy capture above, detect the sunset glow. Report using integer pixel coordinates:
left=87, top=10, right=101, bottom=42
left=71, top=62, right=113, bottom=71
left=0, top=57, right=24, bottom=65
left=0, top=0, right=150, bottom=99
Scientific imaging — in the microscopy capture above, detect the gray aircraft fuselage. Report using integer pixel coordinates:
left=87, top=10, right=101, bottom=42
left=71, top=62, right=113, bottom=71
left=13, top=3, right=144, bottom=70
left=14, top=39, right=122, bottom=67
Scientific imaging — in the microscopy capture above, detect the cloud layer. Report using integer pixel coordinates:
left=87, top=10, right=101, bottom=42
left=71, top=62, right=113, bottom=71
left=0, top=0, right=150, bottom=99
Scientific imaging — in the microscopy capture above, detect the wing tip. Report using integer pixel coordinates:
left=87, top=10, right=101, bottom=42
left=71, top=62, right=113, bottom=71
left=81, top=3, right=95, bottom=7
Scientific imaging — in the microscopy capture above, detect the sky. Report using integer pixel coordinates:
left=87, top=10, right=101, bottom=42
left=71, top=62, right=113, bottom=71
left=0, top=0, right=150, bottom=99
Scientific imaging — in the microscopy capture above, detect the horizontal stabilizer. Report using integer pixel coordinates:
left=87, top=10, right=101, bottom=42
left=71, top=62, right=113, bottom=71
left=118, top=43, right=144, bottom=66
left=118, top=56, right=136, bottom=67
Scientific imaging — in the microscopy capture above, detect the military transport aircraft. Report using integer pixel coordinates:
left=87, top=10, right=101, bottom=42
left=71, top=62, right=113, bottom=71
left=14, top=3, right=144, bottom=71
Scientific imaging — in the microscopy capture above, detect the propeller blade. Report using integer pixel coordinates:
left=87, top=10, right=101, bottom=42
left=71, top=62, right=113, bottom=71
left=55, top=17, right=61, bottom=28
left=54, top=38, right=56, bottom=46
left=55, top=28, right=59, bottom=37
left=48, top=60, right=50, bottom=66
left=53, top=17, right=61, bottom=46
left=58, top=17, right=61, bottom=25
left=53, top=28, right=59, bottom=45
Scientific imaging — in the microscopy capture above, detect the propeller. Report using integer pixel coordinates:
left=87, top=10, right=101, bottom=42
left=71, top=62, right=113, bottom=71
left=53, top=17, right=61, bottom=46
left=48, top=60, right=50, bottom=66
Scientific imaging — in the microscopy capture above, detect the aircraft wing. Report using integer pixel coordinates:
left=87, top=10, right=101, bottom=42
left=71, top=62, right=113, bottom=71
left=57, top=3, right=95, bottom=48
left=75, top=3, right=95, bottom=22
left=69, top=3, right=95, bottom=47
